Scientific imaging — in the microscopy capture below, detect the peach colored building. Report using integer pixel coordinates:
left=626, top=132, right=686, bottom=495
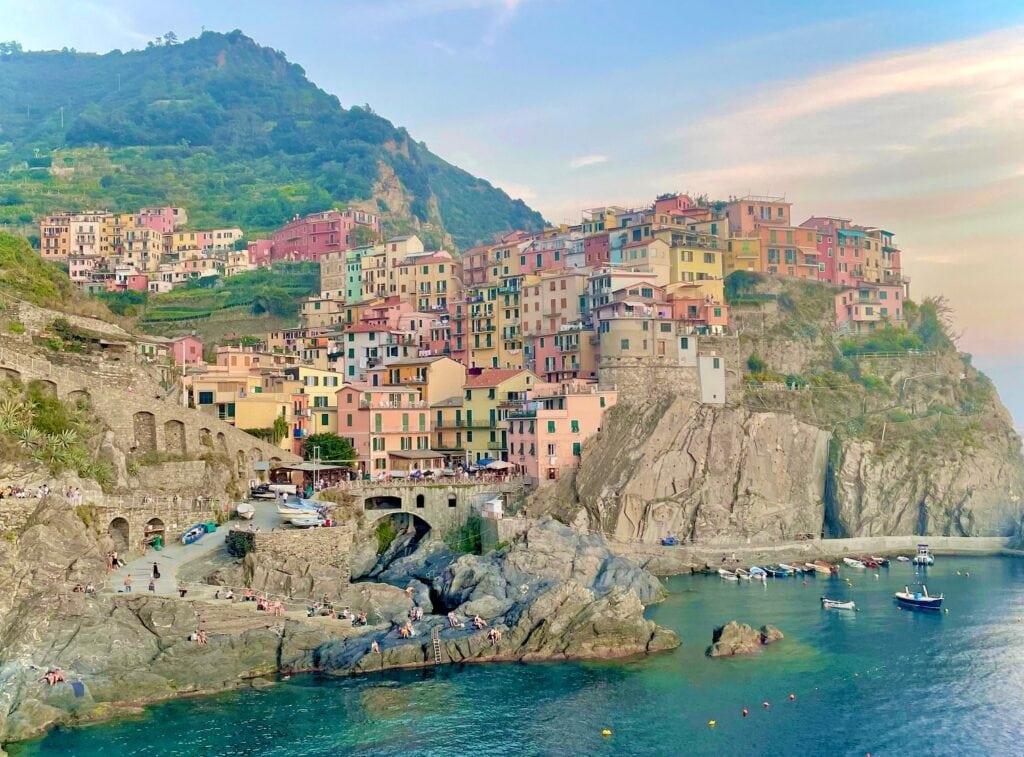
left=529, top=327, right=598, bottom=383
left=835, top=284, right=904, bottom=334
left=725, top=195, right=791, bottom=236
left=506, top=380, right=617, bottom=483
left=335, top=384, right=437, bottom=475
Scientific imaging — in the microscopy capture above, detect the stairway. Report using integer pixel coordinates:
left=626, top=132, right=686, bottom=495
left=431, top=626, right=442, bottom=664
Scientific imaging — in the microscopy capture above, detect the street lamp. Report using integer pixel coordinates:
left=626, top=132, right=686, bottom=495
left=312, top=444, right=321, bottom=493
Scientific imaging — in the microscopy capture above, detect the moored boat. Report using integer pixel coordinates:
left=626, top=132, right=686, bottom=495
left=812, top=560, right=838, bottom=575
left=843, top=557, right=866, bottom=569
left=236, top=503, right=255, bottom=520
left=778, top=563, right=801, bottom=575
left=911, top=544, right=935, bottom=566
left=895, top=584, right=943, bottom=610
left=735, top=568, right=751, bottom=580
left=821, top=597, right=857, bottom=611
left=860, top=557, right=881, bottom=569
left=764, top=565, right=789, bottom=577
left=870, top=556, right=890, bottom=567
left=896, top=556, right=911, bottom=563
left=181, top=523, right=206, bottom=545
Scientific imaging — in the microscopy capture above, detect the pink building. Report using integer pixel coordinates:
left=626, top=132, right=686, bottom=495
left=668, top=293, right=729, bottom=333
left=104, top=274, right=148, bottom=293
left=268, top=209, right=381, bottom=263
left=506, top=380, right=617, bottom=483
left=171, top=335, right=204, bottom=367
left=835, top=284, right=904, bottom=334
left=584, top=232, right=610, bottom=268
left=335, top=384, right=436, bottom=475
left=68, top=255, right=104, bottom=285
left=247, top=239, right=274, bottom=268
left=529, top=328, right=598, bottom=383
left=725, top=195, right=791, bottom=236
left=137, top=206, right=186, bottom=235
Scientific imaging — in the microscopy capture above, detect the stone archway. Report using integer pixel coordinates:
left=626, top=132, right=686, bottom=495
left=216, top=432, right=228, bottom=455
left=67, top=389, right=90, bottom=409
left=145, top=517, right=165, bottom=546
left=0, top=367, right=22, bottom=383
left=133, top=412, right=157, bottom=454
left=164, top=420, right=186, bottom=456
left=249, top=448, right=263, bottom=463
left=107, top=517, right=130, bottom=553
left=30, top=378, right=57, bottom=395
left=236, top=449, right=247, bottom=478
left=365, top=495, right=402, bottom=511
left=199, top=427, right=213, bottom=448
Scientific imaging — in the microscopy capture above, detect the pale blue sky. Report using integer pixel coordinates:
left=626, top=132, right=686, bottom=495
left=1, top=0, right=1022, bottom=426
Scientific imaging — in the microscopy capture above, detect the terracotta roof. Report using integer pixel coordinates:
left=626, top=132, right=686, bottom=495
left=343, top=323, right=389, bottom=333
left=464, top=369, right=530, bottom=388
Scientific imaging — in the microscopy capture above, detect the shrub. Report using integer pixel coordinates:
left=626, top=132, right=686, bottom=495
left=374, top=518, right=398, bottom=555
left=445, top=516, right=482, bottom=554
left=6, top=320, right=24, bottom=334
left=747, top=354, right=767, bottom=373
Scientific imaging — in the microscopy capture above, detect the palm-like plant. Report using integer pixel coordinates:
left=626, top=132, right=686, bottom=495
left=17, top=426, right=42, bottom=450
left=0, top=399, right=31, bottom=433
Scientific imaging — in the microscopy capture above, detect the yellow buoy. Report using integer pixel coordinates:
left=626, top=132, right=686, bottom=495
left=944, top=608, right=949, bottom=613
left=708, top=720, right=717, bottom=728
left=601, top=729, right=612, bottom=737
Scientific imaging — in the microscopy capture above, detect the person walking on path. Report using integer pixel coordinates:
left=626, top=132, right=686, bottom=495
left=148, top=578, right=156, bottom=593
left=152, top=562, right=160, bottom=580
left=123, top=575, right=133, bottom=593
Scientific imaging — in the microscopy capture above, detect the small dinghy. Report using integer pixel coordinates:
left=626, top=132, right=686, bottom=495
left=843, top=557, right=867, bottom=569
left=778, top=563, right=801, bottom=575
left=821, top=597, right=857, bottom=611
left=895, top=584, right=943, bottom=610
left=896, top=555, right=911, bottom=563
left=236, top=503, right=255, bottom=520
left=870, top=556, right=890, bottom=567
left=735, top=568, right=751, bottom=580
left=764, top=565, right=789, bottom=577
left=181, top=523, right=206, bottom=545
left=860, top=557, right=881, bottom=569
left=718, top=569, right=739, bottom=581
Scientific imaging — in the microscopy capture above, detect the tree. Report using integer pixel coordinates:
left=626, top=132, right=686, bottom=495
left=163, top=31, right=179, bottom=45
left=303, top=433, right=356, bottom=463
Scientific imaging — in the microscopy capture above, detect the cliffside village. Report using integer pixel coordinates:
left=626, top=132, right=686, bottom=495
left=39, top=194, right=910, bottom=484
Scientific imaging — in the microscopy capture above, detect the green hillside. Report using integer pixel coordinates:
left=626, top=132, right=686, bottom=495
left=0, top=31, right=545, bottom=248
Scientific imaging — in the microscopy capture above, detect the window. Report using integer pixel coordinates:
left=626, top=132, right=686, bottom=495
left=572, top=442, right=582, bottom=456
left=570, top=420, right=580, bottom=433
left=416, top=494, right=425, bottom=509
left=713, top=307, right=722, bottom=318
left=660, top=323, right=671, bottom=333
left=198, top=391, right=213, bottom=405
left=767, top=248, right=780, bottom=264
left=641, top=287, right=653, bottom=298
left=712, top=358, right=721, bottom=369
left=346, top=413, right=353, bottom=427
left=448, top=495, right=457, bottom=508
left=547, top=420, right=556, bottom=433
left=419, top=413, right=426, bottom=431
left=620, top=339, right=630, bottom=350
left=680, top=337, right=689, bottom=350
left=704, top=253, right=715, bottom=264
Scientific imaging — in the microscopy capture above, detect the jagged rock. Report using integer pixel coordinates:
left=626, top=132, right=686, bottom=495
left=706, top=621, right=784, bottom=657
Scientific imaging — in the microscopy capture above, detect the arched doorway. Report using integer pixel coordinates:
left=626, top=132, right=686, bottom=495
left=133, top=412, right=157, bottom=454
left=364, top=495, right=402, bottom=511
left=355, top=512, right=434, bottom=581
left=145, top=517, right=165, bottom=548
left=108, top=517, right=130, bottom=553
left=164, top=420, right=186, bottom=455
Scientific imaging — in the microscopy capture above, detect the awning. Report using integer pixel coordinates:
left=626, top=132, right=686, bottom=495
left=476, top=457, right=496, bottom=466
left=272, top=462, right=349, bottom=472
left=486, top=460, right=512, bottom=470
left=387, top=450, right=446, bottom=460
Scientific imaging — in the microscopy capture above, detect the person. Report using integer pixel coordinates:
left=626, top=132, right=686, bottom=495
left=85, top=583, right=95, bottom=595
left=152, top=563, right=160, bottom=580
left=472, top=615, right=487, bottom=629
left=123, top=575, right=133, bottom=593
left=72, top=584, right=84, bottom=593
left=224, top=588, right=235, bottom=601
left=178, top=586, right=188, bottom=598
left=371, top=639, right=380, bottom=654
left=400, top=624, right=410, bottom=639
left=148, top=578, right=156, bottom=593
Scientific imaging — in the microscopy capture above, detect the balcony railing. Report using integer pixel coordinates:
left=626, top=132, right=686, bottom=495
left=487, top=441, right=505, bottom=450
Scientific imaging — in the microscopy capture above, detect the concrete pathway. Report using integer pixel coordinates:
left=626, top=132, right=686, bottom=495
left=107, top=498, right=283, bottom=598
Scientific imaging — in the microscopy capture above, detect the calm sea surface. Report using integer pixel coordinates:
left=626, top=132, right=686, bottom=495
left=12, top=556, right=1024, bottom=756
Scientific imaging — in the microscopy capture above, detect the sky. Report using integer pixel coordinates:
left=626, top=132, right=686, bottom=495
left=1, top=0, right=1022, bottom=427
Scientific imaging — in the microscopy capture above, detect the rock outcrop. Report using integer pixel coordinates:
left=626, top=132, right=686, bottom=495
left=0, top=507, right=676, bottom=747
left=706, top=621, right=783, bottom=657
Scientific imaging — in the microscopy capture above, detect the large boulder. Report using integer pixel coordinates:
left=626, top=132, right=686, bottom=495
left=706, top=621, right=784, bottom=657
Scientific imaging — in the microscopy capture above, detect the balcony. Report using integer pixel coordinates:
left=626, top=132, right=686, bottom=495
left=508, top=408, right=537, bottom=419
left=487, top=441, right=505, bottom=451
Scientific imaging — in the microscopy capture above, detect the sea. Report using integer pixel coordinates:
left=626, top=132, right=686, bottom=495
left=11, top=555, right=1024, bottom=756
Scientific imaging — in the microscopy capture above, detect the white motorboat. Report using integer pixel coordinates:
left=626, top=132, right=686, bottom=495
left=289, top=517, right=325, bottom=528
left=718, top=569, right=739, bottom=581
left=821, top=597, right=857, bottom=611
left=735, top=568, right=751, bottom=580
left=843, top=557, right=867, bottom=569
left=277, top=501, right=321, bottom=518
left=778, top=563, right=801, bottom=575
left=896, top=556, right=911, bottom=562
left=911, top=544, right=935, bottom=566
left=236, top=503, right=255, bottom=520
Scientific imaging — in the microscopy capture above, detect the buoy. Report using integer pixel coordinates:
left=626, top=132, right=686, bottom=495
left=708, top=720, right=716, bottom=728
left=1017, top=617, right=1021, bottom=623
left=742, top=708, right=749, bottom=717
left=944, top=608, right=949, bottom=614
left=763, top=701, right=770, bottom=709
left=789, top=694, right=796, bottom=701
left=874, top=574, right=879, bottom=580
left=601, top=729, right=612, bottom=737
left=966, top=572, right=970, bottom=577
left=956, top=571, right=961, bottom=576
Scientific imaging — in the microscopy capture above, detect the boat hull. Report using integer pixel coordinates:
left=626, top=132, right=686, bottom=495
left=821, top=598, right=857, bottom=610
left=895, top=596, right=942, bottom=610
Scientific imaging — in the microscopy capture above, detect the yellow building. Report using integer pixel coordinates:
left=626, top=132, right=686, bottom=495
left=372, top=355, right=466, bottom=405
left=430, top=395, right=466, bottom=461
left=282, top=366, right=345, bottom=434
left=462, top=368, right=541, bottom=463
left=391, top=251, right=460, bottom=312
left=725, top=237, right=763, bottom=275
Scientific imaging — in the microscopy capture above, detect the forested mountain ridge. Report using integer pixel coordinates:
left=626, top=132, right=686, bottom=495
left=0, top=31, right=545, bottom=248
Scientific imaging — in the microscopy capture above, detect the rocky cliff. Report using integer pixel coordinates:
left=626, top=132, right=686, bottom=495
left=535, top=279, right=1024, bottom=542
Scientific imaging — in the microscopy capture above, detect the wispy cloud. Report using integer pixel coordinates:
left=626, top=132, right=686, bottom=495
left=568, top=154, right=607, bottom=170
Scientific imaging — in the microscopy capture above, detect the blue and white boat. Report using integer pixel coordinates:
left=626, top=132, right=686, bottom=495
left=912, top=544, right=935, bottom=566
left=181, top=523, right=206, bottom=545
left=895, top=584, right=943, bottom=610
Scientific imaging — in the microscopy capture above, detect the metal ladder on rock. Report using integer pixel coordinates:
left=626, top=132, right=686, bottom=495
left=431, top=626, right=442, bottom=664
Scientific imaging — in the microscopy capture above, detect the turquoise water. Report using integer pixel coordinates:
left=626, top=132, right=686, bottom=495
left=12, top=556, right=1024, bottom=756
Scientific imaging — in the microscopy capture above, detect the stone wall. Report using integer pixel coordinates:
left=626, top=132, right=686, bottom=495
left=479, top=515, right=533, bottom=552
left=0, top=499, right=38, bottom=532
left=252, top=524, right=354, bottom=582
